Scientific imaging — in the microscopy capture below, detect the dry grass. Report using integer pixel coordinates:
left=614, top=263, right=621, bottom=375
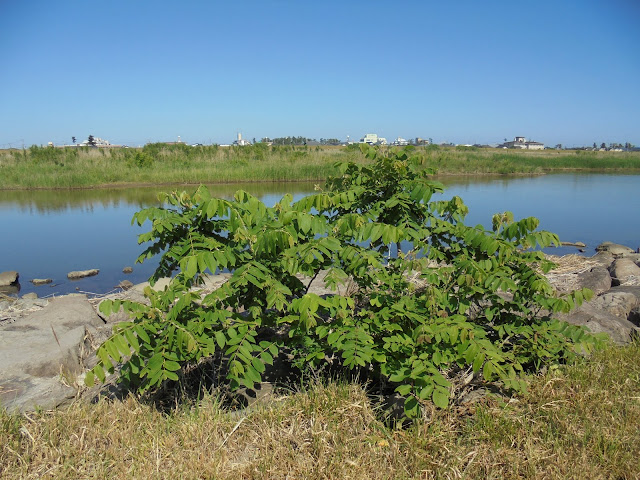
left=1, top=343, right=639, bottom=479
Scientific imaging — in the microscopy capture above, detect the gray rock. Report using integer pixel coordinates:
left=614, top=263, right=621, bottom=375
left=609, top=258, right=640, bottom=284
left=13, top=298, right=35, bottom=310
left=95, top=306, right=132, bottom=324
left=0, top=299, right=14, bottom=312
left=590, top=291, right=639, bottom=319
left=560, top=302, right=639, bottom=344
left=590, top=251, right=616, bottom=268
left=115, top=280, right=134, bottom=290
left=31, top=278, right=53, bottom=286
left=608, top=285, right=640, bottom=302
left=595, top=242, right=635, bottom=257
left=561, top=241, right=586, bottom=248
left=67, top=269, right=99, bottom=280
left=0, top=270, right=19, bottom=287
left=122, top=266, right=133, bottom=274
left=621, top=253, right=640, bottom=265
left=577, top=266, right=612, bottom=296
left=547, top=256, right=614, bottom=296
left=0, top=294, right=104, bottom=412
left=22, top=292, right=38, bottom=300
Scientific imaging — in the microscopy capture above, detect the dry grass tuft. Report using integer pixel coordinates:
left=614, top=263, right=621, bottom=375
left=2, top=343, right=639, bottom=479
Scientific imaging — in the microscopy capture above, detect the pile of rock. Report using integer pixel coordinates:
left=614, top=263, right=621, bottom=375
left=1, top=243, right=638, bottom=413
left=547, top=242, right=640, bottom=344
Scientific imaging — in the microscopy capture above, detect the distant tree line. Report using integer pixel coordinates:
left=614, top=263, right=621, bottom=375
left=589, top=142, right=635, bottom=150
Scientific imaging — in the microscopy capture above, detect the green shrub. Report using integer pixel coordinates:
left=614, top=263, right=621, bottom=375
left=134, top=151, right=154, bottom=168
left=87, top=146, right=604, bottom=417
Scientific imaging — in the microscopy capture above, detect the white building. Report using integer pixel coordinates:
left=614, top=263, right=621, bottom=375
left=79, top=137, right=112, bottom=147
left=360, top=133, right=378, bottom=144
left=359, top=133, right=387, bottom=145
left=393, top=137, right=409, bottom=146
left=501, top=136, right=544, bottom=150
left=233, top=132, right=251, bottom=146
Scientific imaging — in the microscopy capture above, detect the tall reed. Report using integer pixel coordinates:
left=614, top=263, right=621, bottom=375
left=1, top=144, right=638, bottom=189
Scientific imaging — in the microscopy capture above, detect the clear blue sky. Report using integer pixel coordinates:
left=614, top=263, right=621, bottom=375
left=1, top=0, right=639, bottom=148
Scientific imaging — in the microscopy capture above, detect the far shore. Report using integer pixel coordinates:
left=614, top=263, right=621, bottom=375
left=1, top=144, right=640, bottom=190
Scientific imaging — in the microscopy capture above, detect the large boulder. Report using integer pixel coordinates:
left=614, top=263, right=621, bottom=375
left=609, top=258, right=640, bottom=284
left=549, top=265, right=612, bottom=296
left=0, top=270, right=19, bottom=286
left=67, top=269, right=99, bottom=280
left=578, top=266, right=613, bottom=296
left=560, top=302, right=639, bottom=345
left=595, top=242, right=635, bottom=257
left=0, top=294, right=105, bottom=412
left=590, top=290, right=639, bottom=319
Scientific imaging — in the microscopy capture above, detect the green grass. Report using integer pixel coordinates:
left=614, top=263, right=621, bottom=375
left=1, top=144, right=639, bottom=190
left=1, top=342, right=638, bottom=479
left=421, top=146, right=640, bottom=174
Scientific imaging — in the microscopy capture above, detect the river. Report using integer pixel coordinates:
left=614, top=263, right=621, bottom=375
left=1, top=174, right=638, bottom=296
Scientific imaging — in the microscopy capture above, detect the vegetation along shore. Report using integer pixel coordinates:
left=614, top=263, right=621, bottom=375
left=1, top=143, right=640, bottom=190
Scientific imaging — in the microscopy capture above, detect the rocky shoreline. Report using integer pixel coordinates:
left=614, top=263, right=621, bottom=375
left=1, top=242, right=639, bottom=413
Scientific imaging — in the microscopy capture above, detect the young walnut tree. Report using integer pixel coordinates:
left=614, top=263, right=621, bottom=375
left=87, top=145, right=604, bottom=417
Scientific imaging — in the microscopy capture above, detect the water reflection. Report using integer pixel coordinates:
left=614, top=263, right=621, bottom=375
left=0, top=182, right=317, bottom=297
left=0, top=175, right=638, bottom=297
left=0, top=182, right=318, bottom=214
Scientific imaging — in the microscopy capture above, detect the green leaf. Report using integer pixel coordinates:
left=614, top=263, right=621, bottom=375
left=260, top=351, right=274, bottom=365
left=84, top=370, right=95, bottom=387
left=164, top=360, right=181, bottom=372
left=432, top=389, right=449, bottom=409
left=185, top=255, right=198, bottom=278
left=252, top=357, right=266, bottom=374
left=404, top=396, right=420, bottom=418
left=93, top=364, right=106, bottom=383
left=113, top=334, right=131, bottom=357
left=134, top=325, right=151, bottom=345
left=395, top=384, right=412, bottom=396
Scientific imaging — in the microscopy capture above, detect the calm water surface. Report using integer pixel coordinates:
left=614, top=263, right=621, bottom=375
left=0, top=174, right=638, bottom=297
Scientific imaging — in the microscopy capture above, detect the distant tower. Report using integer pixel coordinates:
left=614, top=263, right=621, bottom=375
left=178, top=135, right=182, bottom=143
left=237, top=132, right=242, bottom=142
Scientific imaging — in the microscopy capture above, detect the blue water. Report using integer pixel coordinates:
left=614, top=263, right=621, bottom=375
left=0, top=174, right=637, bottom=297
left=441, top=174, right=639, bottom=251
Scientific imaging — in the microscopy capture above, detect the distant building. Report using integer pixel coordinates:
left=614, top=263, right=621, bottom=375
left=79, top=137, right=114, bottom=147
left=164, top=136, right=186, bottom=146
left=500, top=136, right=544, bottom=150
left=233, top=132, right=251, bottom=146
left=393, top=137, right=409, bottom=146
left=360, top=133, right=378, bottom=144
left=359, top=133, right=387, bottom=145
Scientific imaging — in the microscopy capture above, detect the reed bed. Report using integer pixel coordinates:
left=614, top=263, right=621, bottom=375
left=1, top=144, right=639, bottom=190
left=1, top=342, right=638, bottom=479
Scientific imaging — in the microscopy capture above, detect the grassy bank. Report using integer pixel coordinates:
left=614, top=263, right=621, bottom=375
left=1, top=144, right=639, bottom=189
left=0, top=144, right=355, bottom=189
left=1, top=342, right=638, bottom=479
